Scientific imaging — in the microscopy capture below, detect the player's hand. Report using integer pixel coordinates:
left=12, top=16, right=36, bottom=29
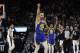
left=37, top=3, right=40, bottom=7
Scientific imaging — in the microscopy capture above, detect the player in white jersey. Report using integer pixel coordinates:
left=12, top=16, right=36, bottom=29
left=64, top=25, right=73, bottom=53
left=7, top=23, right=15, bottom=53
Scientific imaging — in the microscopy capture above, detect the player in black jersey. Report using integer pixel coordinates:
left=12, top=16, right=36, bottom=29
left=72, top=26, right=79, bottom=53
left=58, top=24, right=64, bottom=53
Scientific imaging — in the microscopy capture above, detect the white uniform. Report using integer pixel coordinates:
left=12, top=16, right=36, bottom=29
left=7, top=28, right=15, bottom=53
left=64, top=31, right=70, bottom=39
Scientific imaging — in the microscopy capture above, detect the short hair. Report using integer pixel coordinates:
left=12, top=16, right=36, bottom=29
left=40, top=9, right=44, bottom=13
left=7, top=18, right=14, bottom=28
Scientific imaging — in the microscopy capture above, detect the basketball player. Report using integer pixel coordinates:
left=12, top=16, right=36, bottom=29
left=7, top=23, right=15, bottom=53
left=0, top=16, right=5, bottom=52
left=48, top=24, right=56, bottom=53
left=33, top=3, right=48, bottom=53
left=70, top=25, right=74, bottom=53
left=64, top=25, right=73, bottom=53
left=34, top=22, right=48, bottom=53
left=48, top=16, right=58, bottom=53
left=34, top=3, right=46, bottom=41
left=58, top=24, right=64, bottom=53
left=72, top=26, right=79, bottom=53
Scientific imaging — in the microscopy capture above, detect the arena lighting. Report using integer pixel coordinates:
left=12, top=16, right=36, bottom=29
left=14, top=26, right=27, bottom=32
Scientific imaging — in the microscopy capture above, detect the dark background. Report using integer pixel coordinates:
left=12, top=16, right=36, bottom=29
left=0, top=0, right=80, bottom=27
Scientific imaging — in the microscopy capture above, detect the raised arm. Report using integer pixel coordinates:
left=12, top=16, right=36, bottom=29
left=36, top=3, right=40, bottom=17
left=7, top=28, right=10, bottom=38
left=53, top=16, right=58, bottom=30
left=36, top=3, right=41, bottom=24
